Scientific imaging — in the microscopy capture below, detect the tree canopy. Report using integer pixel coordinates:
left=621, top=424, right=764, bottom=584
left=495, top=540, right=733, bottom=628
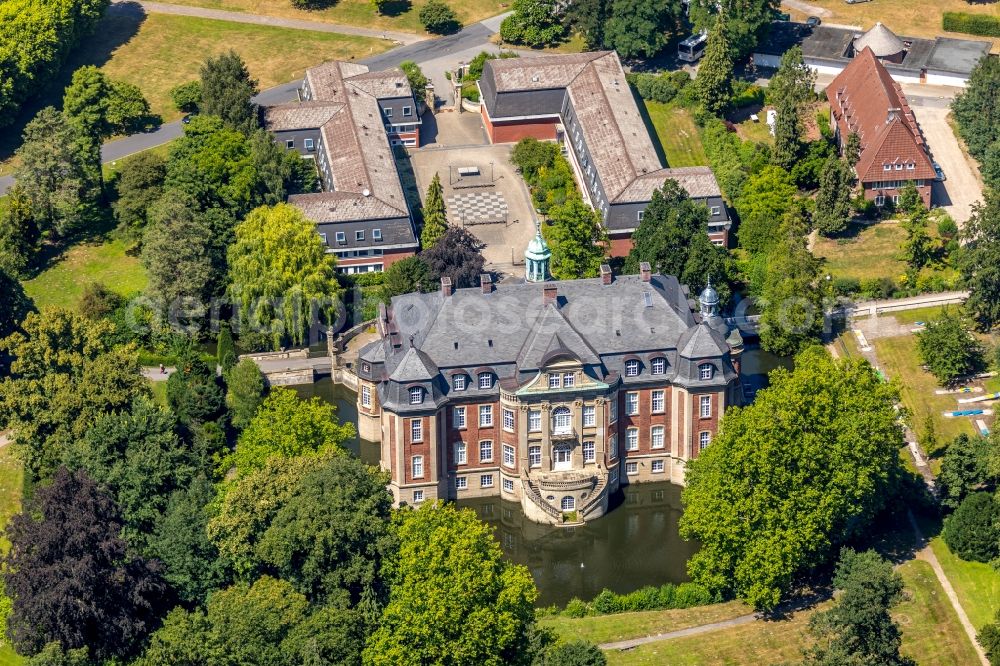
left=765, top=46, right=815, bottom=109
left=813, top=155, right=853, bottom=235
left=200, top=50, right=259, bottom=131
left=952, top=54, right=1000, bottom=190
left=937, top=433, right=997, bottom=511
left=225, top=358, right=267, bottom=431
left=420, top=172, right=448, bottom=248
left=543, top=196, right=607, bottom=280
left=365, top=502, right=538, bottom=665
left=603, top=0, right=680, bottom=60
left=0, top=268, right=34, bottom=342
left=916, top=309, right=983, bottom=385
left=735, top=166, right=797, bottom=255
left=680, top=347, right=905, bottom=610
left=498, top=0, right=567, bottom=47
left=227, top=203, right=343, bottom=350
left=3, top=467, right=169, bottom=661
left=959, top=190, right=1000, bottom=330
left=421, top=226, right=486, bottom=289
left=696, top=21, right=734, bottom=115
left=228, top=388, right=354, bottom=476
left=942, top=492, right=1000, bottom=563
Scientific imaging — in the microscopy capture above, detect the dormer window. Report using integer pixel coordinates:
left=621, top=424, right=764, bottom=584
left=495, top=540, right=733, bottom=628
left=883, top=164, right=892, bottom=171
left=651, top=357, right=666, bottom=375
left=478, top=372, right=493, bottom=390
left=409, top=387, right=424, bottom=404
left=624, top=359, right=640, bottom=377
left=699, top=364, right=714, bottom=380
left=548, top=373, right=561, bottom=389
left=895, top=163, right=903, bottom=170
left=453, top=374, right=466, bottom=391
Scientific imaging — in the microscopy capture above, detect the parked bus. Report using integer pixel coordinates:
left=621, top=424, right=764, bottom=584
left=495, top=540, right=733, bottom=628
left=678, top=33, right=708, bottom=62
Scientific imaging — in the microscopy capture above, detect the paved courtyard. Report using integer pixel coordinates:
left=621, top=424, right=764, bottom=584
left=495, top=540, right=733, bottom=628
left=409, top=141, right=537, bottom=277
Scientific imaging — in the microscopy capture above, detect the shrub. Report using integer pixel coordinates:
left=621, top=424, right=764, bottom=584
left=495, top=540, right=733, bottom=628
left=832, top=276, right=860, bottom=297
left=170, top=81, right=202, bottom=113
left=937, top=214, right=959, bottom=239
left=562, top=598, right=588, bottom=618
left=942, top=492, right=1000, bottom=562
left=729, top=80, right=764, bottom=109
left=943, top=12, right=1000, bottom=38
left=589, top=589, right=621, bottom=615
left=673, top=582, right=714, bottom=607
left=419, top=0, right=461, bottom=34
left=542, top=640, right=607, bottom=666
left=627, top=72, right=679, bottom=104
left=859, top=276, right=897, bottom=300
left=79, top=282, right=125, bottom=321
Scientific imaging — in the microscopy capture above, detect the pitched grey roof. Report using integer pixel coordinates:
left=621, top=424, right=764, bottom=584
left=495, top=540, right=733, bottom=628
left=616, top=167, right=723, bottom=203
left=264, top=101, right=340, bottom=131
left=389, top=346, right=438, bottom=382
left=516, top=305, right=601, bottom=370
left=678, top=323, right=729, bottom=359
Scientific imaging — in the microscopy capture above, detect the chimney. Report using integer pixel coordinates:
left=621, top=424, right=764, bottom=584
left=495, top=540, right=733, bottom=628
left=639, top=262, right=651, bottom=283
left=440, top=276, right=453, bottom=298
left=543, top=286, right=558, bottom=307
left=480, top=273, right=493, bottom=294
left=600, top=264, right=613, bottom=285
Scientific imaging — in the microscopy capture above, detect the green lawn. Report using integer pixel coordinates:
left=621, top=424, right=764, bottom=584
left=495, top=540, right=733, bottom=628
left=895, top=559, right=984, bottom=665
left=80, top=13, right=393, bottom=122
left=539, top=601, right=751, bottom=646
left=930, top=536, right=1000, bottom=631
left=158, top=0, right=506, bottom=35
left=22, top=238, right=148, bottom=312
left=813, top=223, right=908, bottom=283
left=872, top=335, right=975, bottom=446
left=643, top=101, right=710, bottom=168
left=0, top=445, right=26, bottom=666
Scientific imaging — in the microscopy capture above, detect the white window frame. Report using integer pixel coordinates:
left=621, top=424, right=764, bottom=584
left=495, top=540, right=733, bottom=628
left=373, top=228, right=382, bottom=240
left=453, top=406, right=466, bottom=429
left=453, top=374, right=466, bottom=391
left=409, top=386, right=423, bottom=404
left=561, top=496, right=576, bottom=511
left=548, top=373, right=561, bottom=389
left=583, top=440, right=595, bottom=463
left=625, top=359, right=640, bottom=377
left=383, top=107, right=392, bottom=118
left=455, top=476, right=467, bottom=490
left=626, top=461, right=638, bottom=475
left=652, top=459, right=664, bottom=473
left=479, top=440, right=493, bottom=462
left=699, top=431, right=711, bottom=450
left=883, top=163, right=892, bottom=171
left=335, top=231, right=346, bottom=244
left=502, top=444, right=515, bottom=468
left=626, top=392, right=639, bottom=416
left=503, top=408, right=515, bottom=432
left=412, top=455, right=424, bottom=478
left=480, top=474, right=494, bottom=488
left=651, top=389, right=665, bottom=413
left=356, top=230, right=365, bottom=241
left=361, top=385, right=371, bottom=408
left=582, top=405, right=595, bottom=427
left=528, top=410, right=541, bottom=432
left=651, top=425, right=665, bottom=449
left=479, top=405, right=493, bottom=427
left=410, top=419, right=422, bottom=442
left=403, top=105, right=412, bottom=117
left=479, top=372, right=493, bottom=390
left=610, top=466, right=619, bottom=484
left=552, top=406, right=572, bottom=433
left=651, top=357, right=666, bottom=375
left=699, top=364, right=714, bottom=380
left=285, top=139, right=294, bottom=149
left=454, top=441, right=467, bottom=465
left=304, top=138, right=315, bottom=151
left=710, top=206, right=721, bottom=216
left=502, top=478, right=514, bottom=493
left=563, top=372, right=575, bottom=387
left=529, top=445, right=541, bottom=468
left=609, top=433, right=618, bottom=460
left=609, top=399, right=618, bottom=423
left=637, top=210, right=644, bottom=222
left=412, top=489, right=424, bottom=503
left=626, top=427, right=639, bottom=451
left=700, top=395, right=712, bottom=418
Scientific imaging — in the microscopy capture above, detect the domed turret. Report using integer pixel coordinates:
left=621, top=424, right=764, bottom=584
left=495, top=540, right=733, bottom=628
left=699, top=278, right=720, bottom=318
left=525, top=221, right=551, bottom=282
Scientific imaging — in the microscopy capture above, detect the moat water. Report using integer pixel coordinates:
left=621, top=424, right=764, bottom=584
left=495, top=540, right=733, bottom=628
left=295, top=347, right=790, bottom=606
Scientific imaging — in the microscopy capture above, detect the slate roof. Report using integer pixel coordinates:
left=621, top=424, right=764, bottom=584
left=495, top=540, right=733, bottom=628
left=678, top=324, right=729, bottom=359
left=263, top=61, right=413, bottom=224
left=481, top=52, right=725, bottom=206
left=826, top=47, right=935, bottom=184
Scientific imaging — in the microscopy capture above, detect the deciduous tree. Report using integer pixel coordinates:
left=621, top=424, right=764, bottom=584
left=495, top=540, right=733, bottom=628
left=543, top=195, right=607, bottom=280
left=229, top=388, right=353, bottom=476
left=952, top=55, right=1000, bottom=188
left=917, top=309, right=982, bottom=385
left=680, top=347, right=905, bottom=610
left=421, top=226, right=486, bottom=288
left=765, top=46, right=815, bottom=109
left=802, top=549, right=914, bottom=666
left=0, top=185, right=41, bottom=277
left=381, top=256, right=435, bottom=300
left=690, top=0, right=779, bottom=61
left=735, top=166, right=797, bottom=255
left=170, top=80, right=202, bottom=113
left=603, top=0, right=679, bottom=60
left=758, top=215, right=823, bottom=355
left=942, top=492, right=1000, bottom=562
left=3, top=467, right=169, bottom=660
left=938, top=433, right=997, bottom=511
left=499, top=0, right=567, bottom=47
left=364, top=502, right=538, bottom=665
left=960, top=190, right=1000, bottom=330
left=228, top=204, right=342, bottom=349
left=418, top=0, right=460, bottom=35
left=112, top=150, right=166, bottom=237
left=0, top=267, right=34, bottom=342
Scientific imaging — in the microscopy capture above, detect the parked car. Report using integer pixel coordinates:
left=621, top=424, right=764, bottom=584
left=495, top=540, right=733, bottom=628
left=806, top=16, right=821, bottom=27
left=933, top=162, right=946, bottom=181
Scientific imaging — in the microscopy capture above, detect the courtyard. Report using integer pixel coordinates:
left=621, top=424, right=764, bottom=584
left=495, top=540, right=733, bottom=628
left=408, top=111, right=538, bottom=278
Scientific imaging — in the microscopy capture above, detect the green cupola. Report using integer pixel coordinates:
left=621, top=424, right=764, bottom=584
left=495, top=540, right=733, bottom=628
left=525, top=221, right=551, bottom=282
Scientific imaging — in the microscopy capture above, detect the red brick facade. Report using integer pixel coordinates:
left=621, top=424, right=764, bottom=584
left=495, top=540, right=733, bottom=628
left=480, top=104, right=559, bottom=144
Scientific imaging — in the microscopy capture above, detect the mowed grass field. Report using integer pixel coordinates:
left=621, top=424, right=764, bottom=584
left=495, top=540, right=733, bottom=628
left=80, top=12, right=393, bottom=121
left=643, top=101, right=710, bottom=168
left=930, top=536, right=1000, bottom=631
left=160, top=0, right=506, bottom=34
left=22, top=238, right=148, bottom=312
left=784, top=0, right=1000, bottom=49
left=813, top=223, right=908, bottom=283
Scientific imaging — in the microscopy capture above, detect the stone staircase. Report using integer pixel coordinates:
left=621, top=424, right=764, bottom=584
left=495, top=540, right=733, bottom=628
left=522, top=477, right=562, bottom=522
left=579, top=474, right=608, bottom=518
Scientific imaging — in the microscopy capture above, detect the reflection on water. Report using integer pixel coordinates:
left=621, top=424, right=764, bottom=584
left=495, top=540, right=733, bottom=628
left=459, top=482, right=698, bottom=607
left=296, top=350, right=791, bottom=607
left=291, top=378, right=380, bottom=464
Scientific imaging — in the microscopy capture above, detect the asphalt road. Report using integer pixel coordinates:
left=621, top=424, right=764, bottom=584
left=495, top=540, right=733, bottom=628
left=0, top=20, right=497, bottom=195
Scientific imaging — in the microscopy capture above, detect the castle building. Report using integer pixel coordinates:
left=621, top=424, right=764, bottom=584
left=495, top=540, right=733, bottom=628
left=356, top=231, right=744, bottom=524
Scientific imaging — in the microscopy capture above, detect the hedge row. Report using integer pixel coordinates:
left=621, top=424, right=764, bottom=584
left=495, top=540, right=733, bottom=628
left=556, top=582, right=716, bottom=618
left=943, top=12, right=1000, bottom=38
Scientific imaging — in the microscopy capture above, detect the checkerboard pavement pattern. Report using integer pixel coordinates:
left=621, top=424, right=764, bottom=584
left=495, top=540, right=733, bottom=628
left=446, top=191, right=509, bottom=225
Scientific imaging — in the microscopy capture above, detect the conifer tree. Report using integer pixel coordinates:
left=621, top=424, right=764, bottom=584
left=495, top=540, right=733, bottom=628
left=696, top=21, right=733, bottom=115
left=420, top=172, right=448, bottom=248
left=814, top=155, right=853, bottom=235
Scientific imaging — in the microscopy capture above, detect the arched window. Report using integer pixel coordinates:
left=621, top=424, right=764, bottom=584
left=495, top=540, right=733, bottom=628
left=624, top=359, right=640, bottom=377
left=699, top=363, right=714, bottom=380
left=561, top=496, right=576, bottom=511
left=552, top=406, right=572, bottom=434
left=651, top=357, right=666, bottom=375
left=478, top=372, right=493, bottom=390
